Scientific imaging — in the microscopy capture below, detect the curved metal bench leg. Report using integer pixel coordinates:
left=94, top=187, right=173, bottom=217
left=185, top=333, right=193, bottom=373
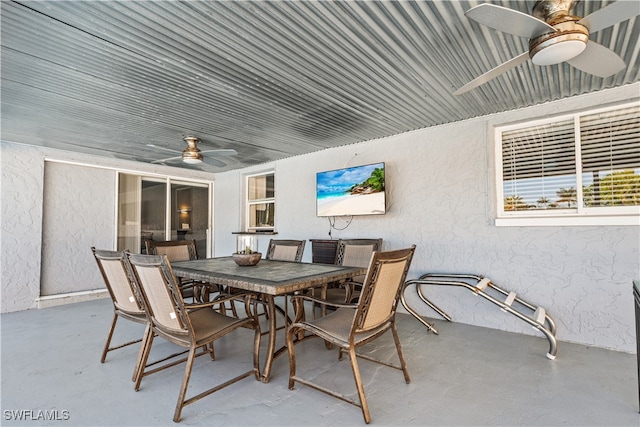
left=534, top=317, right=558, bottom=360
left=401, top=282, right=439, bottom=334
left=417, top=285, right=452, bottom=322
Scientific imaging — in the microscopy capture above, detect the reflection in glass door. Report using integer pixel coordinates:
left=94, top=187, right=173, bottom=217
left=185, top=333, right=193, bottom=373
left=141, top=179, right=167, bottom=252
left=117, top=174, right=210, bottom=256
left=171, top=182, right=209, bottom=257
left=117, top=173, right=142, bottom=252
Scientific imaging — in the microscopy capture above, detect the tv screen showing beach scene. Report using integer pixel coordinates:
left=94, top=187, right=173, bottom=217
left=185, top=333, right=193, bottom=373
left=316, top=162, right=386, bottom=217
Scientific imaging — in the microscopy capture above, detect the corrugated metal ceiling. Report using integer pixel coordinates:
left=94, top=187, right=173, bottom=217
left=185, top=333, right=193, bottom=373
left=2, top=0, right=639, bottom=172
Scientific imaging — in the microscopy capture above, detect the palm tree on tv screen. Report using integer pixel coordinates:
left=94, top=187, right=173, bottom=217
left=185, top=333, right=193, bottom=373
left=365, top=167, right=385, bottom=191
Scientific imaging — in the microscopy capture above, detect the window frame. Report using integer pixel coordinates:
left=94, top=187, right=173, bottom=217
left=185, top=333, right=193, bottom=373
left=494, top=101, right=640, bottom=227
left=244, top=170, right=275, bottom=232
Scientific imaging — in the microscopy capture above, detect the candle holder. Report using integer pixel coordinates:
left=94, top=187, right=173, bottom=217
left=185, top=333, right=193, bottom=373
left=233, top=234, right=261, bottom=266
left=236, top=234, right=259, bottom=255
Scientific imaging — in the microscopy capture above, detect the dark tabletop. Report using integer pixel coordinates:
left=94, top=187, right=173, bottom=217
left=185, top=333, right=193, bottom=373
left=171, top=257, right=366, bottom=295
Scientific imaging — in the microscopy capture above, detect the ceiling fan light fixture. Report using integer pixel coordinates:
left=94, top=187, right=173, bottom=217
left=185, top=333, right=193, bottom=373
left=182, top=155, right=203, bottom=164
left=531, top=38, right=587, bottom=65
left=529, top=20, right=588, bottom=66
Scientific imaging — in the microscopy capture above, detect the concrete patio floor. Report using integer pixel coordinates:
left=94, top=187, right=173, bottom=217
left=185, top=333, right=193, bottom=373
left=1, top=297, right=638, bottom=426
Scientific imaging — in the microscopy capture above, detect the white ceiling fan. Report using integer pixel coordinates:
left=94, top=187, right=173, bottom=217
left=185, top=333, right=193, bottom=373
left=149, top=137, right=237, bottom=167
left=454, top=0, right=640, bottom=95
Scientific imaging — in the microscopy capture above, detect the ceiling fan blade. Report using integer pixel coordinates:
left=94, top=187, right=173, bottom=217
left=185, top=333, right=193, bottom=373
left=578, top=0, right=640, bottom=33
left=151, top=155, right=182, bottom=164
left=146, top=144, right=181, bottom=154
left=465, top=3, right=555, bottom=38
left=567, top=41, right=626, bottom=77
left=200, top=148, right=238, bottom=156
left=203, top=157, right=226, bottom=167
left=453, top=52, right=530, bottom=95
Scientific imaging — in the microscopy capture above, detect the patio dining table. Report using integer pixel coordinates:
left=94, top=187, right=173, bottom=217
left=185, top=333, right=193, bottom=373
left=171, top=256, right=366, bottom=382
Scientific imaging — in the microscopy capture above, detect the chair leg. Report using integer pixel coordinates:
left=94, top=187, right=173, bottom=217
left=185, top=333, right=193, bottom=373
left=134, top=330, right=155, bottom=391
left=206, top=343, right=215, bottom=361
left=348, top=347, right=371, bottom=424
left=173, top=347, right=197, bottom=423
left=286, top=326, right=297, bottom=389
left=101, top=313, right=118, bottom=363
left=132, top=323, right=152, bottom=382
left=262, top=296, right=270, bottom=319
left=226, top=295, right=239, bottom=318
left=292, top=297, right=306, bottom=341
left=217, top=290, right=228, bottom=315
left=391, top=322, right=411, bottom=384
left=253, top=317, right=262, bottom=380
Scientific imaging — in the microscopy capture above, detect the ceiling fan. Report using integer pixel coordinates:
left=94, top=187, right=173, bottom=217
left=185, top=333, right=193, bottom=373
left=454, top=0, right=640, bottom=95
left=149, top=137, right=237, bottom=167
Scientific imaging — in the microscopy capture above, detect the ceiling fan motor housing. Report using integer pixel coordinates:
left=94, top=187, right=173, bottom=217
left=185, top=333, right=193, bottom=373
left=182, top=137, right=204, bottom=164
left=529, top=0, right=589, bottom=66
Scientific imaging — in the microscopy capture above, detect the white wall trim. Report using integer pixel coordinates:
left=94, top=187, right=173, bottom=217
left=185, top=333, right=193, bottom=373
left=45, top=157, right=214, bottom=185
left=36, top=289, right=109, bottom=309
left=495, top=214, right=640, bottom=227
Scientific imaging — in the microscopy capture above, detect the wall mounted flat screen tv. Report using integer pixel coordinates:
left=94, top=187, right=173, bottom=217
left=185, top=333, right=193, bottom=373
left=316, top=162, right=386, bottom=217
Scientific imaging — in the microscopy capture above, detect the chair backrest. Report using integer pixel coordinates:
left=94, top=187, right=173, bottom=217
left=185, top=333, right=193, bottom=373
left=146, top=239, right=198, bottom=262
left=335, top=239, right=383, bottom=268
left=266, top=239, right=306, bottom=262
left=91, top=247, right=144, bottom=315
left=126, top=253, right=190, bottom=339
left=352, top=246, right=415, bottom=333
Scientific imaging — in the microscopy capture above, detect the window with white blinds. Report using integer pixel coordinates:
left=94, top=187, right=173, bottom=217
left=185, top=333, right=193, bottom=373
left=496, top=102, right=639, bottom=224
left=246, top=172, right=275, bottom=231
left=580, top=107, right=640, bottom=207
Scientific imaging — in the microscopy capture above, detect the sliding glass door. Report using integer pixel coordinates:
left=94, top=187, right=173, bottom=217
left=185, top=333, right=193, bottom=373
left=141, top=178, right=167, bottom=250
left=117, top=174, right=211, bottom=257
left=171, top=182, right=209, bottom=257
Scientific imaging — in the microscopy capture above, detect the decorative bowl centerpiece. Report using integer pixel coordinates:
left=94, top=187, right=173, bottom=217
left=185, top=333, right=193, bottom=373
left=232, top=251, right=262, bottom=266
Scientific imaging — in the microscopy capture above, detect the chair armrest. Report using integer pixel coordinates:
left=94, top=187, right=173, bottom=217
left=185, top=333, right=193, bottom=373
left=290, top=294, right=356, bottom=324
left=290, top=294, right=357, bottom=309
left=179, top=280, right=219, bottom=290
left=185, top=292, right=255, bottom=310
left=210, top=291, right=256, bottom=305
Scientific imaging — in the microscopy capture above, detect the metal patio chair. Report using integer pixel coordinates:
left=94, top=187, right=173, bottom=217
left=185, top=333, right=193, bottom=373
left=146, top=239, right=220, bottom=302
left=126, top=252, right=262, bottom=422
left=286, top=246, right=415, bottom=424
left=91, top=247, right=147, bottom=379
left=266, top=239, right=306, bottom=262
left=325, top=238, right=383, bottom=304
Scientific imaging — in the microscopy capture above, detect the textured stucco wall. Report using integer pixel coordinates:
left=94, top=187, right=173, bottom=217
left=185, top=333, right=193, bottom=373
left=1, top=85, right=638, bottom=352
left=1, top=143, right=45, bottom=312
left=0, top=143, right=213, bottom=313
left=214, top=84, right=639, bottom=352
